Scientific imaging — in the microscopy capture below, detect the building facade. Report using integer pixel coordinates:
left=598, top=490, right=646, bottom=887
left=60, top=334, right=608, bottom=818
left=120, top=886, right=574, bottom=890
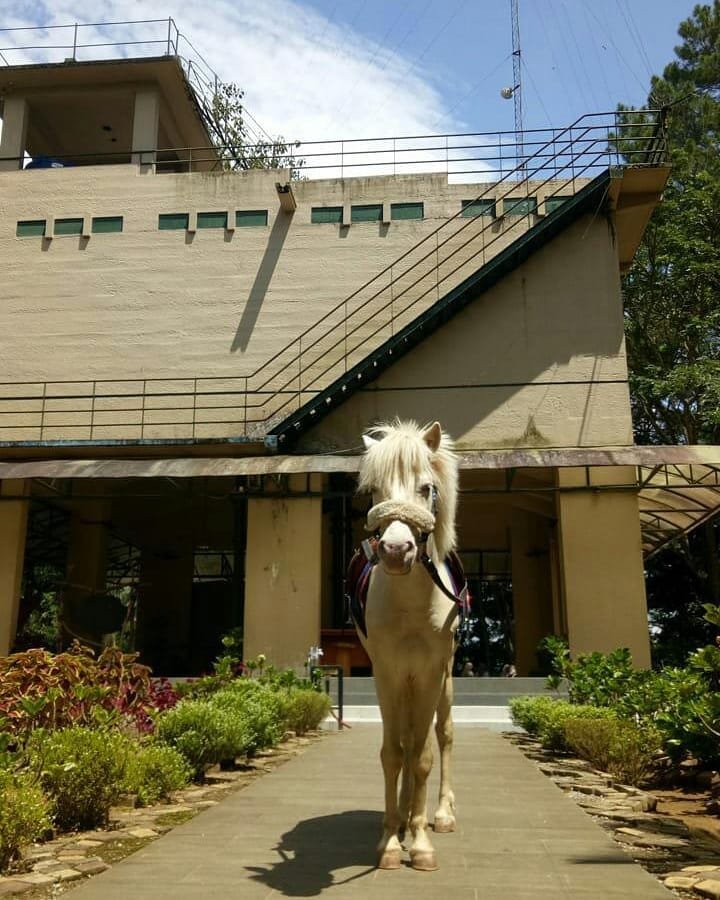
left=1, top=35, right=713, bottom=675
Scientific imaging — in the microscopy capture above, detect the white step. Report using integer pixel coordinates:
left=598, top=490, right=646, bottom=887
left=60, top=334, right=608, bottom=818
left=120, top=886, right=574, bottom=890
left=324, top=705, right=518, bottom=728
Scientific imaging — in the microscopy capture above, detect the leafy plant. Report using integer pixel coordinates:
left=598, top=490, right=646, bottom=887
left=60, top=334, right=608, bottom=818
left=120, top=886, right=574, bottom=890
left=0, top=769, right=51, bottom=871
left=28, top=727, right=132, bottom=830
left=564, top=717, right=661, bottom=785
left=154, top=701, right=246, bottom=779
left=277, top=688, right=331, bottom=735
left=122, top=744, right=191, bottom=807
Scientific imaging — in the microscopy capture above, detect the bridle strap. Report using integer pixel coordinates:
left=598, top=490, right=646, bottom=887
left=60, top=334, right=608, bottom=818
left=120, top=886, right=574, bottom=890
left=420, top=550, right=465, bottom=606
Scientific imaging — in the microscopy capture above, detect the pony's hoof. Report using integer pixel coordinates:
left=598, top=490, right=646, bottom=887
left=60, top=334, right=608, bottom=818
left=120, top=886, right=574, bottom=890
left=410, top=850, right=438, bottom=871
left=433, top=817, right=455, bottom=833
left=378, top=849, right=403, bottom=870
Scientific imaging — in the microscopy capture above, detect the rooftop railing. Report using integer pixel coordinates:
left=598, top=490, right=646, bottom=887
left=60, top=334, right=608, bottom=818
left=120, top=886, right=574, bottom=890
left=0, top=18, right=221, bottom=133
left=0, top=109, right=668, bottom=444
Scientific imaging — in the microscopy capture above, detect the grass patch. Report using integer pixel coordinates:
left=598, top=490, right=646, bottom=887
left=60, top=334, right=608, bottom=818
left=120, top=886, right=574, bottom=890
left=154, top=809, right=196, bottom=828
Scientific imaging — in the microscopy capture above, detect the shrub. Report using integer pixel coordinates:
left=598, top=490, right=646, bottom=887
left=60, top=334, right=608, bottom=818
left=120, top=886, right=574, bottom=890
left=509, top=696, right=558, bottom=736
left=28, top=727, right=132, bottom=830
left=209, top=682, right=284, bottom=755
left=155, top=700, right=245, bottom=779
left=277, top=688, right=331, bottom=735
left=0, top=770, right=50, bottom=871
left=123, top=743, right=191, bottom=807
left=509, top=696, right=615, bottom=752
left=564, top=717, right=661, bottom=786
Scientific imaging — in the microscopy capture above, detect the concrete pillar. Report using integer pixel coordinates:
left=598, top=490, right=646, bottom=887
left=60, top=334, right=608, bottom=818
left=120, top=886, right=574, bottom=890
left=511, top=507, right=554, bottom=675
left=137, top=536, right=194, bottom=674
left=244, top=490, right=322, bottom=671
left=131, top=88, right=160, bottom=167
left=0, top=480, right=30, bottom=655
left=63, top=500, right=110, bottom=646
left=0, top=96, right=29, bottom=171
left=556, top=466, right=650, bottom=668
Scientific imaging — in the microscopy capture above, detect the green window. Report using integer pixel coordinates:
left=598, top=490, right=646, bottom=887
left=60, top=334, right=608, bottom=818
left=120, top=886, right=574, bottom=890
left=54, top=218, right=83, bottom=236
left=461, top=199, right=495, bottom=217
left=197, top=211, right=228, bottom=229
left=545, top=195, right=571, bottom=214
left=391, top=202, right=424, bottom=221
left=311, top=206, right=343, bottom=224
left=158, top=213, right=189, bottom=231
left=235, top=210, right=268, bottom=227
left=351, top=204, right=382, bottom=223
left=502, top=196, right=537, bottom=216
left=91, top=216, right=123, bottom=234
left=16, top=220, right=46, bottom=238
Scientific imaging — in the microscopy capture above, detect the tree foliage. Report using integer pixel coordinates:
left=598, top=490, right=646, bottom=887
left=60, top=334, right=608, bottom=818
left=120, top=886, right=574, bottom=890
left=621, top=3, right=720, bottom=659
left=210, top=82, right=304, bottom=176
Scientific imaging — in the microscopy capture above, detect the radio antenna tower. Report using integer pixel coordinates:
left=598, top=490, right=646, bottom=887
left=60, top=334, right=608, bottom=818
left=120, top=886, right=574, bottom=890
left=501, top=0, right=525, bottom=169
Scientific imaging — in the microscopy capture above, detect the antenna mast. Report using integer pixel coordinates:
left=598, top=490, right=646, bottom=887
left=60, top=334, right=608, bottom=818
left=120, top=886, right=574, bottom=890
left=510, top=0, right=524, bottom=166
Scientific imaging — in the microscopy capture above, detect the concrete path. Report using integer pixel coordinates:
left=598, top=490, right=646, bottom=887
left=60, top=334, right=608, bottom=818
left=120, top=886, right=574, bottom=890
left=70, top=725, right=672, bottom=899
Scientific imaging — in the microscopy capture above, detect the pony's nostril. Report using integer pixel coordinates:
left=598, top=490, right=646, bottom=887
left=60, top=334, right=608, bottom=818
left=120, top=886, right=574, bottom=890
left=380, top=540, right=413, bottom=556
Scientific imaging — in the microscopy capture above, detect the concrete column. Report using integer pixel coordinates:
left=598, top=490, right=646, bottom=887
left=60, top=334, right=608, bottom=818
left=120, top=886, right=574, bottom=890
left=63, top=500, right=110, bottom=646
left=0, top=96, right=29, bottom=171
left=137, top=536, right=194, bottom=674
left=0, top=480, right=30, bottom=655
left=244, top=491, right=322, bottom=671
left=131, top=88, right=160, bottom=167
left=556, top=466, right=650, bottom=668
left=511, top=507, right=554, bottom=675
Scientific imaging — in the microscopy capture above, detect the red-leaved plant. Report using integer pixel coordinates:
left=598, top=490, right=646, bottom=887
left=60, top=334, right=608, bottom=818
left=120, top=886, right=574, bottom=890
left=0, top=643, right=178, bottom=742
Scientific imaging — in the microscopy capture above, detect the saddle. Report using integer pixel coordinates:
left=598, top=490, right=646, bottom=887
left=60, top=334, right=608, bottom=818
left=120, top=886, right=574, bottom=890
left=346, top=539, right=471, bottom=642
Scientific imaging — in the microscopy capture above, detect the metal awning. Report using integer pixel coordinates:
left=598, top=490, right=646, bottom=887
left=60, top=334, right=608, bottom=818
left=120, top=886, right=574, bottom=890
left=1, top=445, right=719, bottom=558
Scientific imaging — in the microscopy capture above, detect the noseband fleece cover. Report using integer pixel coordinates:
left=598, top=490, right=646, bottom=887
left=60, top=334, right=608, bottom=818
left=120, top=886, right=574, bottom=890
left=366, top=500, right=435, bottom=535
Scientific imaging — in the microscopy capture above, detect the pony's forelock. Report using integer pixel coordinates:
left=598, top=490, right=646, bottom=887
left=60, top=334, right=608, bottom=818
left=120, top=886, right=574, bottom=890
left=358, top=419, right=458, bottom=558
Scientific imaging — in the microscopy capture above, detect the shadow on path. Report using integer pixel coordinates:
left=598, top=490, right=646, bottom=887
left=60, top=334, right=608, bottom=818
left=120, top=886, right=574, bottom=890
left=247, top=809, right=380, bottom=896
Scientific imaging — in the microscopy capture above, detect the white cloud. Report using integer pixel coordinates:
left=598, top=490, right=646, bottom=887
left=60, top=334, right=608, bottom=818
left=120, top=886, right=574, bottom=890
left=3, top=0, right=460, bottom=144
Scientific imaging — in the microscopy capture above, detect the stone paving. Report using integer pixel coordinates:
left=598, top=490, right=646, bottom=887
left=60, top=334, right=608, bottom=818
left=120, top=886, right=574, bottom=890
left=45, top=724, right=678, bottom=899
left=509, top=733, right=720, bottom=900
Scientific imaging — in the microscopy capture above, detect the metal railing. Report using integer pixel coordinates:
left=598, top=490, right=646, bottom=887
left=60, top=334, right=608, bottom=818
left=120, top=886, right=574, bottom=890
left=0, top=110, right=668, bottom=444
left=0, top=18, right=221, bottom=130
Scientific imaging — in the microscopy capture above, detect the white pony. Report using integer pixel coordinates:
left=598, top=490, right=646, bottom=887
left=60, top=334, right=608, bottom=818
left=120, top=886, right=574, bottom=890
left=350, top=420, right=463, bottom=871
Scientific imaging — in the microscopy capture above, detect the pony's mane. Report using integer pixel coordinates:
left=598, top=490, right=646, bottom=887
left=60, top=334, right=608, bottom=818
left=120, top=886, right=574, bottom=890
left=358, top=419, right=459, bottom=559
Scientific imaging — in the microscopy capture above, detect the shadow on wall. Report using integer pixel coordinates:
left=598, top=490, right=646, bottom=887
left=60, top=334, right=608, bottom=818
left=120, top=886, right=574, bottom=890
left=231, top=209, right=294, bottom=354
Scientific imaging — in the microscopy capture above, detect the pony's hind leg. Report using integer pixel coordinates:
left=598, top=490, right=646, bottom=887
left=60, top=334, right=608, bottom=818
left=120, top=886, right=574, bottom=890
left=377, top=727, right=404, bottom=869
left=433, top=663, right=456, bottom=833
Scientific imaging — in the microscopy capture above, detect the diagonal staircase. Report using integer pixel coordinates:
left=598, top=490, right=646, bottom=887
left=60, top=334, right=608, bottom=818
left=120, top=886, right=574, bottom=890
left=0, top=110, right=667, bottom=444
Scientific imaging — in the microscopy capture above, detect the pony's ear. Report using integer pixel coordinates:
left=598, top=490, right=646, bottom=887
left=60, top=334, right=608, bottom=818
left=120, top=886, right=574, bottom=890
left=362, top=433, right=380, bottom=450
left=422, top=421, right=442, bottom=452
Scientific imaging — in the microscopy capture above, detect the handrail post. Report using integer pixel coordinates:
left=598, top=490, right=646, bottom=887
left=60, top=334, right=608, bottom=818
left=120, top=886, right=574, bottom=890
left=166, top=18, right=172, bottom=55
left=89, top=381, right=96, bottom=440
left=192, top=377, right=197, bottom=439
left=72, top=23, right=78, bottom=60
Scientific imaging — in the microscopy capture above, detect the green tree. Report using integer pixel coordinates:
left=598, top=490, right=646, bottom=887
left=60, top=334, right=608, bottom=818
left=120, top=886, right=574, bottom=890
left=621, top=3, right=720, bottom=659
left=210, top=82, right=303, bottom=176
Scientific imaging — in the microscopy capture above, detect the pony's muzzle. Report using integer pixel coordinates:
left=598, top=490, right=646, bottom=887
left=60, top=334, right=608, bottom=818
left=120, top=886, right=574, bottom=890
left=377, top=524, right=418, bottom=574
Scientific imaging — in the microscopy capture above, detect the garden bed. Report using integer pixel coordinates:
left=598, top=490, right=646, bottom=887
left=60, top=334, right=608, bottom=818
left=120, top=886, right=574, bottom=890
left=508, top=732, right=720, bottom=900
left=0, top=730, right=326, bottom=899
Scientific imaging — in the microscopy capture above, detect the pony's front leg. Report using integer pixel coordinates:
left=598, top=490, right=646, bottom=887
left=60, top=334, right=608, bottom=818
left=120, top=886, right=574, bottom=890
left=407, top=730, right=437, bottom=870
left=378, top=730, right=404, bottom=869
left=434, top=663, right=456, bottom=833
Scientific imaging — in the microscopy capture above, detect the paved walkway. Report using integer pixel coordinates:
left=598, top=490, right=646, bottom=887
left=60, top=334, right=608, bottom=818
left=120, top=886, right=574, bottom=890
left=70, top=725, right=672, bottom=899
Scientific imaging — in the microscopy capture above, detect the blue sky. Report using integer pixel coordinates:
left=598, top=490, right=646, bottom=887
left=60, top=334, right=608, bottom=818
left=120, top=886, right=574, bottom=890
left=2, top=0, right=698, bottom=142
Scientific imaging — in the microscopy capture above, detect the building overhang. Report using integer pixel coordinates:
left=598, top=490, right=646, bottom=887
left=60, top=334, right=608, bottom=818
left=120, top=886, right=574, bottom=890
left=0, top=56, right=217, bottom=167
left=1, top=445, right=718, bottom=560
left=608, top=165, right=672, bottom=272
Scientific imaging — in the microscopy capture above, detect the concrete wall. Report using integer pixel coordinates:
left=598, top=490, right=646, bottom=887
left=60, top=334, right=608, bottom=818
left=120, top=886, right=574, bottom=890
left=0, top=165, right=581, bottom=442
left=302, top=212, right=632, bottom=452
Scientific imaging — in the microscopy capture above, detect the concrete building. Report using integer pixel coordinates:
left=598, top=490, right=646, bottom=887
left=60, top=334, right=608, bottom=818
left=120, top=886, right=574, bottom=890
left=1, top=22, right=718, bottom=675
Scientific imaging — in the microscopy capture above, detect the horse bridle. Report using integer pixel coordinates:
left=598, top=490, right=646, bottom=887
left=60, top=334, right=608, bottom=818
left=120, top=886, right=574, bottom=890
left=364, top=484, right=464, bottom=607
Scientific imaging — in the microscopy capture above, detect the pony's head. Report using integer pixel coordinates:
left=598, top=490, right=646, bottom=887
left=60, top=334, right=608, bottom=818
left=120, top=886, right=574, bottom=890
left=358, top=420, right=458, bottom=575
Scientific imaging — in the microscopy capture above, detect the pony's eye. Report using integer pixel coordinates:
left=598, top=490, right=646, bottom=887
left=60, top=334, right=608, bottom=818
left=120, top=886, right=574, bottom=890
left=419, top=484, right=431, bottom=498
